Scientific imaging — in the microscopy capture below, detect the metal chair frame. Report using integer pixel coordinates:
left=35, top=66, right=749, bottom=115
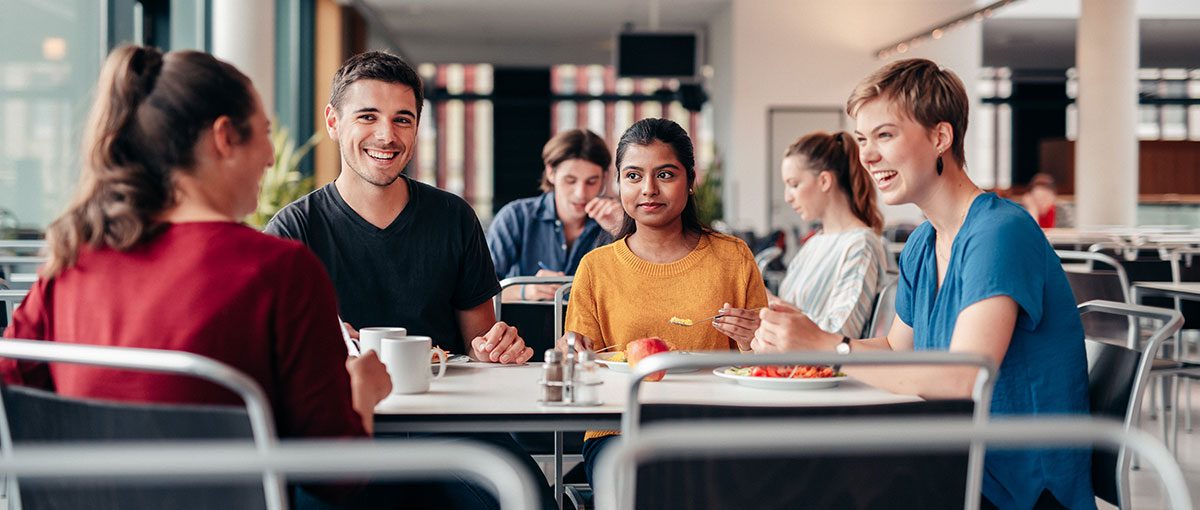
left=862, top=275, right=898, bottom=339
left=0, top=339, right=284, bottom=510
left=1066, top=248, right=1200, bottom=444
left=493, top=276, right=575, bottom=509
left=753, top=246, right=782, bottom=274
left=594, top=417, right=1193, bottom=510
left=0, top=439, right=540, bottom=510
left=623, top=351, right=996, bottom=510
left=0, top=241, right=46, bottom=253
left=1057, top=250, right=1132, bottom=304
left=1, top=290, right=28, bottom=326
left=1079, top=300, right=1183, bottom=509
left=493, top=276, right=574, bottom=322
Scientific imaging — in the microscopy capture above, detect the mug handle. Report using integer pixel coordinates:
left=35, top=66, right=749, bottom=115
left=432, top=348, right=447, bottom=379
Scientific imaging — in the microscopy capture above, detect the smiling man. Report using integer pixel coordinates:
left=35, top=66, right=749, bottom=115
left=267, top=51, right=533, bottom=366
left=266, top=51, right=554, bottom=510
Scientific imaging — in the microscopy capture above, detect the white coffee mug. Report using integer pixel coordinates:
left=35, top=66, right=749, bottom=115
left=359, top=327, right=406, bottom=356
left=381, top=335, right=447, bottom=394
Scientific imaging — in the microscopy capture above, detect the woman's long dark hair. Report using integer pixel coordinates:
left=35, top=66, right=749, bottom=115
left=612, top=118, right=709, bottom=240
left=42, top=45, right=256, bottom=278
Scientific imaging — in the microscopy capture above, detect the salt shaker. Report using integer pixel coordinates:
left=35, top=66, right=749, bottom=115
left=542, top=349, right=563, bottom=402
left=575, top=350, right=599, bottom=404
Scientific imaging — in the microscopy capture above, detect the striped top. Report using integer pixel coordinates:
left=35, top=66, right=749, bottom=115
left=777, top=228, right=888, bottom=338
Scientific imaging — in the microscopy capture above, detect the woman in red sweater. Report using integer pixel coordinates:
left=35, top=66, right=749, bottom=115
left=1, top=45, right=390, bottom=471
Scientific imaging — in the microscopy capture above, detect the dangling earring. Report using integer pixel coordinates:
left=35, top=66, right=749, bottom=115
left=936, top=155, right=944, bottom=176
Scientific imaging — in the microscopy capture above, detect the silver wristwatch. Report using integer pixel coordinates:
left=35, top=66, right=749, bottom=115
left=835, top=336, right=852, bottom=355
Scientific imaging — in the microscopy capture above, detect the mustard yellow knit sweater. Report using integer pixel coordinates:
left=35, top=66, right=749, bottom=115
left=565, top=232, right=769, bottom=441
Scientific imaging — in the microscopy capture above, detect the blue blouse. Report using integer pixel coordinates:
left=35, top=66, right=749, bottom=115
left=896, top=193, right=1095, bottom=509
left=485, top=192, right=607, bottom=280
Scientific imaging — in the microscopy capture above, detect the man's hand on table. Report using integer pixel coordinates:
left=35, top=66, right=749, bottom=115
left=470, top=321, right=535, bottom=364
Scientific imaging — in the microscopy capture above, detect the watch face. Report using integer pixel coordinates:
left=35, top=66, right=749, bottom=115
left=836, top=341, right=851, bottom=355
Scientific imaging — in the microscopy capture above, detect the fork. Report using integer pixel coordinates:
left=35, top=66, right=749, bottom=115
left=669, top=308, right=764, bottom=326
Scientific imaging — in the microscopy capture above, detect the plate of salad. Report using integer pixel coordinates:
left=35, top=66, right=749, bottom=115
left=713, top=365, right=847, bottom=390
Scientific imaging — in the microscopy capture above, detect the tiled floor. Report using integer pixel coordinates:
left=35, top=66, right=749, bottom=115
left=1113, top=377, right=1200, bottom=509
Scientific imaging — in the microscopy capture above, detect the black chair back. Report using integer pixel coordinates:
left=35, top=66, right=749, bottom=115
left=1064, top=270, right=1131, bottom=342
left=1089, top=246, right=1177, bottom=308
left=499, top=302, right=561, bottom=363
left=634, top=400, right=974, bottom=510
left=2, top=385, right=265, bottom=510
left=1085, top=339, right=1140, bottom=507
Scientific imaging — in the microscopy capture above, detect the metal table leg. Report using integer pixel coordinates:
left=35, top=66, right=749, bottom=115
left=554, top=430, right=564, bottom=509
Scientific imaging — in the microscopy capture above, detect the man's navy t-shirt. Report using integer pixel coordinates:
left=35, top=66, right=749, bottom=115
left=266, top=177, right=500, bottom=354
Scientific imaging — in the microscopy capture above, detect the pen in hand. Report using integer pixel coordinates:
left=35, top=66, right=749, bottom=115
left=339, top=315, right=360, bottom=356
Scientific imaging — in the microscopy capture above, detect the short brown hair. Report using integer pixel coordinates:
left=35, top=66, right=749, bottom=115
left=330, top=51, right=424, bottom=118
left=539, top=129, right=612, bottom=192
left=846, top=58, right=969, bottom=166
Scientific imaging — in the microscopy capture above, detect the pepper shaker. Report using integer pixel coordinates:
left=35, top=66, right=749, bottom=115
left=542, top=349, right=563, bottom=402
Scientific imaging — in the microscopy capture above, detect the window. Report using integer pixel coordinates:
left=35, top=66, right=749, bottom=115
left=414, top=63, right=715, bottom=222
left=0, top=1, right=105, bottom=236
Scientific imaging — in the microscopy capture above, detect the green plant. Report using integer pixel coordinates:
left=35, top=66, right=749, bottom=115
left=247, top=126, right=322, bottom=229
left=694, top=157, right=724, bottom=227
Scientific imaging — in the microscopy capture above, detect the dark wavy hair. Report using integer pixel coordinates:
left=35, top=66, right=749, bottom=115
left=613, top=118, right=708, bottom=240
left=330, top=51, right=424, bottom=118
left=43, top=45, right=256, bottom=278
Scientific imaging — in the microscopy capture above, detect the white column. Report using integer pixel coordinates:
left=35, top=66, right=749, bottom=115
left=210, top=0, right=275, bottom=115
left=1075, top=0, right=1138, bottom=227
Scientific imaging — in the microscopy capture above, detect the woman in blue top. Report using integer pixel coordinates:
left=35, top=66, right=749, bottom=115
left=486, top=129, right=623, bottom=300
left=753, top=59, right=1094, bottom=510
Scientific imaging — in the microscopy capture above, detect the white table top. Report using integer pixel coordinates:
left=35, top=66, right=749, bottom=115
left=1132, top=281, right=1200, bottom=299
left=374, top=363, right=918, bottom=432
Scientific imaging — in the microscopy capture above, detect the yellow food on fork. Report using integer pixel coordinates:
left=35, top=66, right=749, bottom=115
left=668, top=316, right=694, bottom=326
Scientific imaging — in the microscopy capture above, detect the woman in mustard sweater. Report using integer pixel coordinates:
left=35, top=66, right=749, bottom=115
left=563, top=117, right=769, bottom=486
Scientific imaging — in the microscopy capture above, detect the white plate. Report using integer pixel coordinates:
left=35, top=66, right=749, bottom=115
left=595, top=354, right=631, bottom=373
left=712, top=366, right=847, bottom=390
left=434, top=354, right=472, bottom=366
left=595, top=353, right=698, bottom=374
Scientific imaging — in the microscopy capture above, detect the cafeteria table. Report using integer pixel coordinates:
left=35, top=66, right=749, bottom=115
left=374, top=362, right=918, bottom=508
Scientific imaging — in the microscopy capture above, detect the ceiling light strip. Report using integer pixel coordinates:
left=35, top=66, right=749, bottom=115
left=874, top=0, right=1024, bottom=59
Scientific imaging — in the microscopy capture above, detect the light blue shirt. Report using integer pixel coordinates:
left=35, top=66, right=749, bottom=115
left=896, top=193, right=1095, bottom=509
left=486, top=192, right=606, bottom=280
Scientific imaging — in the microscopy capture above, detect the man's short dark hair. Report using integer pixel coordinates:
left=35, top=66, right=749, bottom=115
left=329, top=51, right=424, bottom=117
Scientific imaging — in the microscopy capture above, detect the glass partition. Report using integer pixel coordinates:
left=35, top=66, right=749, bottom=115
left=0, top=1, right=105, bottom=237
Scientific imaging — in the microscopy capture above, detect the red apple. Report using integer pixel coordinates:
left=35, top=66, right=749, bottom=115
left=626, top=337, right=671, bottom=382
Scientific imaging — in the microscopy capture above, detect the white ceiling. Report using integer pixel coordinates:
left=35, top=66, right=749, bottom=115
left=359, top=0, right=730, bottom=66
left=359, top=0, right=1200, bottom=70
